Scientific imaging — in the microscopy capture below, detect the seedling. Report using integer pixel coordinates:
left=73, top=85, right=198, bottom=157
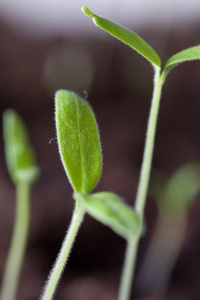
left=40, top=7, right=200, bottom=300
left=81, top=6, right=200, bottom=300
left=1, top=109, right=39, bottom=300
left=41, top=90, right=140, bottom=299
left=137, top=163, right=200, bottom=296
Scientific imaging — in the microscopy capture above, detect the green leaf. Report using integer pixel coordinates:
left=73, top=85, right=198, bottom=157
left=55, top=90, right=102, bottom=194
left=163, top=162, right=200, bottom=211
left=163, top=45, right=200, bottom=76
left=3, top=109, right=39, bottom=185
left=82, top=6, right=161, bottom=68
left=150, top=163, right=200, bottom=212
left=74, top=192, right=141, bottom=239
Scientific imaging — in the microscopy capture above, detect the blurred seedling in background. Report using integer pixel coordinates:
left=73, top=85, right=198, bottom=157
left=1, top=110, right=39, bottom=300
left=41, top=90, right=141, bottom=300
left=1, top=5, right=200, bottom=300
left=137, top=162, right=200, bottom=297
left=81, top=6, right=200, bottom=300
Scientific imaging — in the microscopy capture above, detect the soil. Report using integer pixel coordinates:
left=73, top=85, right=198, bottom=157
left=1, top=19, right=200, bottom=300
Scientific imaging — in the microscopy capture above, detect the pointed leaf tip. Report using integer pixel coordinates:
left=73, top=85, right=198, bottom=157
left=82, top=7, right=161, bottom=68
left=81, top=6, right=94, bottom=18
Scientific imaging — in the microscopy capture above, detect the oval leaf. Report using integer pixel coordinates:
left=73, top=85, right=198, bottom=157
left=3, top=109, right=39, bottom=185
left=163, top=45, right=200, bottom=76
left=82, top=6, right=161, bottom=68
left=55, top=90, right=102, bottom=193
left=74, top=191, right=141, bottom=239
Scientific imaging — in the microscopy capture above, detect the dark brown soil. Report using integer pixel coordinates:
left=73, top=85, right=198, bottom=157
left=1, top=18, right=200, bottom=300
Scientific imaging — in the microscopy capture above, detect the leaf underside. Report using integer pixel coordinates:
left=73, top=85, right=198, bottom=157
left=74, top=191, right=141, bottom=239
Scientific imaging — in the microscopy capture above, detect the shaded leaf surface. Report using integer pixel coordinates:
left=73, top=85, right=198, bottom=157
left=74, top=192, right=141, bottom=239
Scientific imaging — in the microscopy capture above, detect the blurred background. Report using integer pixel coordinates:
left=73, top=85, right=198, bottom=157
left=1, top=0, right=200, bottom=299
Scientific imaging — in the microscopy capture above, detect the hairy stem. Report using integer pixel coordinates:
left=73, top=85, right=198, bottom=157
left=41, top=202, right=85, bottom=300
left=118, top=67, right=165, bottom=300
left=1, top=183, right=31, bottom=300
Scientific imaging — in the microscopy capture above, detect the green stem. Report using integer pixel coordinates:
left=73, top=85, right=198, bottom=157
left=1, top=183, right=31, bottom=300
left=118, top=235, right=139, bottom=300
left=118, top=67, right=165, bottom=300
left=41, top=202, right=85, bottom=300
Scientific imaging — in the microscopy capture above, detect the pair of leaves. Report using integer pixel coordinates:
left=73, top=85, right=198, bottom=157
left=82, top=6, right=200, bottom=76
left=3, top=110, right=39, bottom=185
left=74, top=191, right=141, bottom=240
left=149, top=162, right=200, bottom=213
left=56, top=91, right=141, bottom=240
